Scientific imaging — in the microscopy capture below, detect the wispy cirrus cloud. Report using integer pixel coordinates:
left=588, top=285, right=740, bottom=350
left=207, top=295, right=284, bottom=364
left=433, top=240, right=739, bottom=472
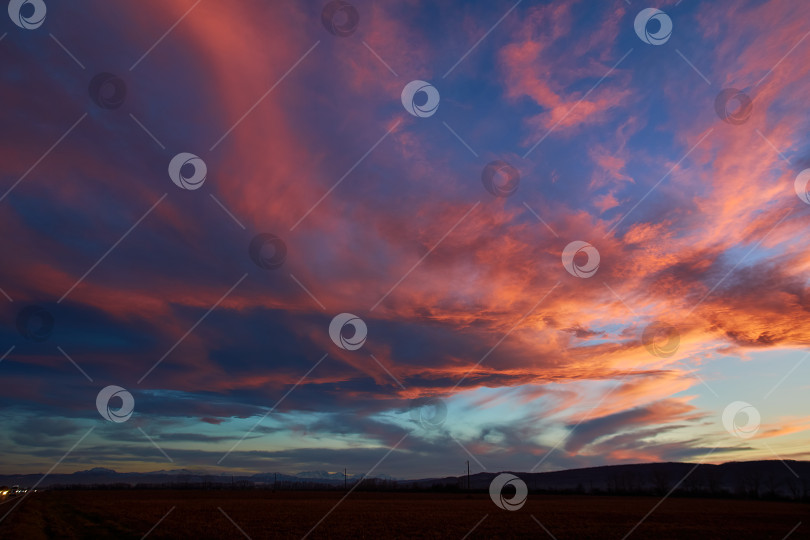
left=1, top=0, right=810, bottom=476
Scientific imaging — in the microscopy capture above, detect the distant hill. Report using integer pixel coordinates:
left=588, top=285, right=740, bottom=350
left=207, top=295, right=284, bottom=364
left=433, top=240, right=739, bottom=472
left=0, top=468, right=384, bottom=489
left=415, top=460, right=810, bottom=499
left=1, top=460, right=808, bottom=499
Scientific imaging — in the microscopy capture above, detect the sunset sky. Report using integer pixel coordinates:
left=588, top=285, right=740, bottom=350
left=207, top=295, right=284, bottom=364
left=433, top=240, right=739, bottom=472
left=2, top=0, right=810, bottom=479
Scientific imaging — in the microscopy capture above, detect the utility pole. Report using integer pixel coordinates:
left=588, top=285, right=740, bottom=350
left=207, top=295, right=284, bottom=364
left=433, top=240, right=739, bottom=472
left=344, top=468, right=347, bottom=491
left=467, top=461, right=470, bottom=490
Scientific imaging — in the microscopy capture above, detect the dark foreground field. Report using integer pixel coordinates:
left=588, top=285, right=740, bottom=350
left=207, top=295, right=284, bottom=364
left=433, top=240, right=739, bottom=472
left=1, top=490, right=807, bottom=539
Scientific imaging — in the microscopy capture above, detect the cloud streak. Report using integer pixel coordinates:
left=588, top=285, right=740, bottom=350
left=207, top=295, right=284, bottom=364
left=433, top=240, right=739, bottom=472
left=1, top=0, right=810, bottom=476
